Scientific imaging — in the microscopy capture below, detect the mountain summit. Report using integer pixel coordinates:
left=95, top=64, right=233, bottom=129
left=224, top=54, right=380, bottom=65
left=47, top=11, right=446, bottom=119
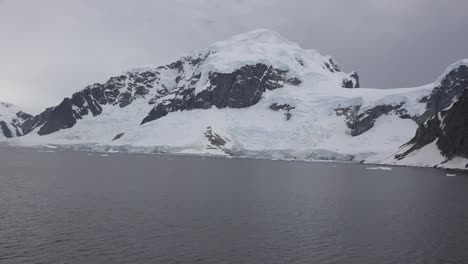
left=1, top=30, right=467, bottom=170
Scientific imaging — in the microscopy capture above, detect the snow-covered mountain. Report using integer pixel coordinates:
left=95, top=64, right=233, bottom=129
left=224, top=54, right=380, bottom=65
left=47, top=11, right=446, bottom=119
left=2, top=29, right=468, bottom=170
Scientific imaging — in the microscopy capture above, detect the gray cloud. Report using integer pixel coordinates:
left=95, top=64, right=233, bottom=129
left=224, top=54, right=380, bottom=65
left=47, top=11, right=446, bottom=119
left=0, top=0, right=467, bottom=113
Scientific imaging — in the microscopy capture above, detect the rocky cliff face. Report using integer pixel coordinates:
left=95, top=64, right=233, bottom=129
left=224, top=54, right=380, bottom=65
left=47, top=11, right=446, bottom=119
left=396, top=88, right=468, bottom=162
left=342, top=72, right=360, bottom=89
left=377, top=61, right=468, bottom=169
left=416, top=62, right=468, bottom=123
left=141, top=63, right=301, bottom=124
left=335, top=103, right=413, bottom=136
left=21, top=69, right=164, bottom=136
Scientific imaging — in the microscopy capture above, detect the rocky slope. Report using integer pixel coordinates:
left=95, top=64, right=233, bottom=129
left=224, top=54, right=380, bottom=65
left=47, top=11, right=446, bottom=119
left=1, top=30, right=467, bottom=170
left=0, top=102, right=32, bottom=139
left=367, top=60, right=468, bottom=169
left=398, top=89, right=468, bottom=160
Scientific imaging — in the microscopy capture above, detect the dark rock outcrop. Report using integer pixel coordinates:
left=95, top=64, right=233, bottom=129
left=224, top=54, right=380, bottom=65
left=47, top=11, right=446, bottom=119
left=112, top=133, right=125, bottom=141
left=336, top=103, right=412, bottom=136
left=396, top=89, right=468, bottom=160
left=324, top=58, right=341, bottom=73
left=20, top=108, right=53, bottom=136
left=37, top=98, right=77, bottom=135
left=417, top=64, right=468, bottom=123
left=141, top=64, right=302, bottom=125
left=204, top=127, right=232, bottom=155
left=269, top=103, right=295, bottom=121
left=0, top=104, right=33, bottom=138
left=0, top=121, right=12, bottom=138
left=322, top=58, right=359, bottom=89
left=342, top=72, right=360, bottom=89
left=21, top=69, right=163, bottom=136
left=336, top=63, right=467, bottom=139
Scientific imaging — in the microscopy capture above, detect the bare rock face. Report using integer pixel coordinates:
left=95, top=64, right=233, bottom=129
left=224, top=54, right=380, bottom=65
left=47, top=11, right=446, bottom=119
left=21, top=69, right=163, bottom=136
left=342, top=72, right=360, bottom=89
left=0, top=102, right=32, bottom=138
left=323, top=58, right=341, bottom=73
left=417, top=64, right=468, bottom=123
left=393, top=63, right=468, bottom=162
left=335, top=103, right=412, bottom=136
left=396, top=89, right=468, bottom=161
left=0, top=121, right=12, bottom=138
left=204, top=127, right=232, bottom=155
left=141, top=63, right=302, bottom=125
left=336, top=63, right=468, bottom=139
left=269, top=103, right=295, bottom=121
left=15, top=60, right=303, bottom=136
left=112, top=133, right=125, bottom=141
left=18, top=60, right=305, bottom=136
left=322, top=58, right=359, bottom=89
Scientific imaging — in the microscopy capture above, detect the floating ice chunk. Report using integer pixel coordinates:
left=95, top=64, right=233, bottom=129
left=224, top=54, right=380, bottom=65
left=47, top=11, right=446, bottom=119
left=366, top=166, right=393, bottom=171
left=446, top=174, right=457, bottom=177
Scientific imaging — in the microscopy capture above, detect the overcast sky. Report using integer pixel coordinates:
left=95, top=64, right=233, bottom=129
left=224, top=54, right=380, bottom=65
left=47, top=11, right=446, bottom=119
left=0, top=0, right=467, bottom=113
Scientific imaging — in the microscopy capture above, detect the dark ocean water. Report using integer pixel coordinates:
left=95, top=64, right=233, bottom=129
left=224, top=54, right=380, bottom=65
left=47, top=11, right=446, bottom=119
left=1, top=148, right=468, bottom=264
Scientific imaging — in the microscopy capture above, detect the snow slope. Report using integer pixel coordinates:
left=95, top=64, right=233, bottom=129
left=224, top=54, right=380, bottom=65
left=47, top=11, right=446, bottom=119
left=0, top=102, right=20, bottom=123
left=368, top=141, right=468, bottom=171
left=192, top=29, right=354, bottom=88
